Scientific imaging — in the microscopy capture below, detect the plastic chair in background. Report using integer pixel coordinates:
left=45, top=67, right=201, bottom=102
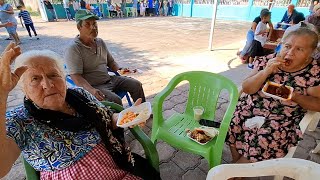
left=151, top=71, right=239, bottom=168
left=23, top=101, right=159, bottom=180
left=125, top=7, right=133, bottom=17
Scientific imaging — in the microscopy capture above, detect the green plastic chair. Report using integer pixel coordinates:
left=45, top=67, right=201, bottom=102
left=125, top=7, right=132, bottom=17
left=23, top=101, right=159, bottom=180
left=151, top=71, right=239, bottom=168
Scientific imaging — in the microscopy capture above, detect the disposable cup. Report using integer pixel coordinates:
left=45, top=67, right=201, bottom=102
left=193, top=106, right=204, bottom=121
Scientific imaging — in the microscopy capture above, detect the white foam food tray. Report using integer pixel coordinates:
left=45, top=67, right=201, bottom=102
left=117, top=102, right=152, bottom=128
left=187, top=126, right=219, bottom=145
left=262, top=81, right=294, bottom=101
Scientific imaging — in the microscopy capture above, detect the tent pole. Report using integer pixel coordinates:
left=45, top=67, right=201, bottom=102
left=208, top=0, right=219, bottom=51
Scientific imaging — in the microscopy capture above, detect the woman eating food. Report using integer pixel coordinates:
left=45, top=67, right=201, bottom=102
left=0, top=42, right=160, bottom=180
left=227, top=28, right=320, bottom=165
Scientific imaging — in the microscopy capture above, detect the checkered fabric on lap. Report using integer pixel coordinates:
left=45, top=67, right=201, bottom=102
left=40, top=143, right=142, bottom=180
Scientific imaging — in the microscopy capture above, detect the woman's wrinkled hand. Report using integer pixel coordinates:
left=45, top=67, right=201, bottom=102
left=263, top=55, right=285, bottom=75
left=0, top=42, right=27, bottom=96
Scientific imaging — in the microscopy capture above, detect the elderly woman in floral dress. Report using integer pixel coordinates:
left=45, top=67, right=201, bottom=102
left=227, top=28, right=320, bottom=165
left=0, top=42, right=160, bottom=180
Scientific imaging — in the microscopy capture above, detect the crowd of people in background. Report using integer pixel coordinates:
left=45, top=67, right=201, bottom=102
left=107, top=0, right=174, bottom=18
left=1, top=0, right=174, bottom=44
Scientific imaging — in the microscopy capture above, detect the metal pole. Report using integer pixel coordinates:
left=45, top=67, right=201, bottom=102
left=208, top=0, right=219, bottom=51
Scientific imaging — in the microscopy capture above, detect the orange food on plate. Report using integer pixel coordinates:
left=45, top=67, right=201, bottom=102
left=119, top=111, right=139, bottom=125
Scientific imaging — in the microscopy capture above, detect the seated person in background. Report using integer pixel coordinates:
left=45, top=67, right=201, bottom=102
left=310, top=0, right=318, bottom=14
left=307, top=3, right=320, bottom=33
left=238, top=9, right=273, bottom=63
left=227, top=28, right=320, bottom=165
left=270, top=12, right=308, bottom=56
left=109, top=3, right=117, bottom=17
left=115, top=3, right=123, bottom=17
left=247, top=10, right=271, bottom=69
left=0, top=42, right=160, bottom=180
left=65, top=10, right=146, bottom=106
left=276, top=4, right=297, bottom=29
left=282, top=12, right=306, bottom=38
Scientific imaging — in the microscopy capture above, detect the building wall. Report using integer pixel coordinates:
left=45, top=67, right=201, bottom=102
left=174, top=0, right=311, bottom=23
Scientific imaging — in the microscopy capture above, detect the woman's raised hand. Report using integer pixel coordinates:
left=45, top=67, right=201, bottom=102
left=264, top=55, right=285, bottom=75
left=0, top=42, right=27, bottom=96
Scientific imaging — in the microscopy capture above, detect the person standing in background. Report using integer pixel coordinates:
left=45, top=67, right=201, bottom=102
left=80, top=0, right=86, bottom=9
left=73, top=0, right=80, bottom=12
left=17, top=5, right=39, bottom=40
left=0, top=0, right=21, bottom=44
left=137, top=1, right=140, bottom=16
left=147, top=0, right=153, bottom=16
left=159, top=0, right=163, bottom=16
left=310, top=0, right=319, bottom=14
left=43, top=0, right=57, bottom=21
left=163, top=0, right=168, bottom=16
left=140, top=0, right=145, bottom=17
left=132, top=0, right=138, bottom=17
left=154, top=0, right=159, bottom=16
left=63, top=0, right=74, bottom=20
left=167, top=0, right=173, bottom=16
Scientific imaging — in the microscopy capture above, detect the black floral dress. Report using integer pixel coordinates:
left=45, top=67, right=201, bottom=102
left=226, top=56, right=320, bottom=162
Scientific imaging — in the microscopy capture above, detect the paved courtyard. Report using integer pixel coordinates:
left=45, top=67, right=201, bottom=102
left=1, top=16, right=319, bottom=180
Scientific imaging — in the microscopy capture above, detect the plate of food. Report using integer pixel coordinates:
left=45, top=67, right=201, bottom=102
left=118, top=68, right=142, bottom=75
left=186, top=126, right=219, bottom=145
left=262, top=81, right=294, bottom=101
left=117, top=102, right=152, bottom=128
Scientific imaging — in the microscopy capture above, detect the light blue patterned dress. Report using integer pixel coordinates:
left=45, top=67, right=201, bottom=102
left=6, top=88, right=103, bottom=171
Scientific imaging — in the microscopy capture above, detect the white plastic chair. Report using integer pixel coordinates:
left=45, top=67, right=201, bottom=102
left=206, top=158, right=320, bottom=180
left=215, top=111, right=320, bottom=180
left=284, top=111, right=320, bottom=158
left=271, top=111, right=320, bottom=180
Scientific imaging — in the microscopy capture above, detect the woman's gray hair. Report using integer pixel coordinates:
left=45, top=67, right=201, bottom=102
left=282, top=27, right=319, bottom=50
left=14, top=50, right=66, bottom=79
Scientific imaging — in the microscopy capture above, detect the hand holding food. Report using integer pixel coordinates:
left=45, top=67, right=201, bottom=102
left=118, top=68, right=140, bottom=75
left=116, top=101, right=151, bottom=128
left=264, top=55, right=285, bottom=75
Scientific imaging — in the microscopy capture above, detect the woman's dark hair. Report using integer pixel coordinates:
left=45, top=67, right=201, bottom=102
left=283, top=27, right=319, bottom=50
left=293, top=12, right=305, bottom=24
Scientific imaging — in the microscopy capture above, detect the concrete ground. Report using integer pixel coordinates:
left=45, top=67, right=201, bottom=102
left=1, top=16, right=319, bottom=180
